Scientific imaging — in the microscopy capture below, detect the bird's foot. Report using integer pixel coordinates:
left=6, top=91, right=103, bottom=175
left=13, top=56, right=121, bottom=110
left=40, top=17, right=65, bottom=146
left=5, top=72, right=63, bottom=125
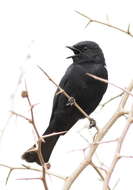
left=66, top=97, right=76, bottom=106
left=89, top=118, right=96, bottom=128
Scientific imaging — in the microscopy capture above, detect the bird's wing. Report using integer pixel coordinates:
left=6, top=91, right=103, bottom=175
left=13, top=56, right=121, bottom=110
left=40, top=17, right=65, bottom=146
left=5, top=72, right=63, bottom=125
left=48, top=69, right=69, bottom=117
left=52, top=73, right=70, bottom=109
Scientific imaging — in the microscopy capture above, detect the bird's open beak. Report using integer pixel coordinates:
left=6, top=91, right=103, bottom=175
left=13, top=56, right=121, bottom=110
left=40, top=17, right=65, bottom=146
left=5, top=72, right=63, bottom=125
left=66, top=46, right=80, bottom=59
left=66, top=46, right=76, bottom=51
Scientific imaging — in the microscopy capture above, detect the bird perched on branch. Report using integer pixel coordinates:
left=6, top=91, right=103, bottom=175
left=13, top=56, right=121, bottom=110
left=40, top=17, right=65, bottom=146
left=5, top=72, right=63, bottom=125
left=22, top=41, right=108, bottom=164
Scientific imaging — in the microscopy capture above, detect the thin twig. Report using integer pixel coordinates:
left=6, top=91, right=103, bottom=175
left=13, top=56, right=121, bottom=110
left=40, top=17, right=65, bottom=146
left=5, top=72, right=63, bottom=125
left=25, top=82, right=40, bottom=139
left=11, top=111, right=32, bottom=123
left=91, top=161, right=111, bottom=190
left=91, top=161, right=104, bottom=180
left=23, top=165, right=66, bottom=180
left=17, top=177, right=42, bottom=180
left=11, top=111, right=67, bottom=139
left=0, top=164, right=40, bottom=184
left=92, top=138, right=119, bottom=145
left=86, top=73, right=133, bottom=97
left=0, top=163, right=40, bottom=172
left=112, top=178, right=120, bottom=190
left=42, top=131, right=67, bottom=138
left=120, top=155, right=133, bottom=159
left=100, top=93, right=123, bottom=109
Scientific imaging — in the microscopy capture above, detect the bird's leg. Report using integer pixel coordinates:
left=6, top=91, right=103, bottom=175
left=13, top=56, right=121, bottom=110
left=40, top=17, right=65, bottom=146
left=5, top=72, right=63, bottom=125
left=89, top=118, right=96, bottom=128
left=66, top=97, right=76, bottom=106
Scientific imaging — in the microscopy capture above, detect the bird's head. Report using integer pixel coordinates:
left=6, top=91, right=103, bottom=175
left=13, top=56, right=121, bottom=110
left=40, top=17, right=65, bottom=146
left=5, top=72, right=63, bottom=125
left=66, top=41, right=105, bottom=65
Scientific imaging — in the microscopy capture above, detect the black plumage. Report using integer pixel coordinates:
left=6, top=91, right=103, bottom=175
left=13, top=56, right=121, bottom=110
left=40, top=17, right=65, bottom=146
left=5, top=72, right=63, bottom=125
left=22, top=41, right=108, bottom=164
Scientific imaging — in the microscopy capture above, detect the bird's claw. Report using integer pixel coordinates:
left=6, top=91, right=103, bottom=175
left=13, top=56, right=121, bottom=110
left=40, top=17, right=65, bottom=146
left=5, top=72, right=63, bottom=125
left=66, top=97, right=76, bottom=106
left=89, top=118, right=96, bottom=128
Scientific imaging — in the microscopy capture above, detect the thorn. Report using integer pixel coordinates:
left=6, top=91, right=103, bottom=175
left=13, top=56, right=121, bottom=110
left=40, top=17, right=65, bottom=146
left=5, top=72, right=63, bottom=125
left=85, top=20, right=91, bottom=28
left=127, top=24, right=131, bottom=34
left=56, top=89, right=64, bottom=95
left=105, top=14, right=110, bottom=24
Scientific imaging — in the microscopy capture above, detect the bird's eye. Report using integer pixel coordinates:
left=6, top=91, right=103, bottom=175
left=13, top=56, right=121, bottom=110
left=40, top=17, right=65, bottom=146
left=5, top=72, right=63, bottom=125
left=83, top=46, right=88, bottom=50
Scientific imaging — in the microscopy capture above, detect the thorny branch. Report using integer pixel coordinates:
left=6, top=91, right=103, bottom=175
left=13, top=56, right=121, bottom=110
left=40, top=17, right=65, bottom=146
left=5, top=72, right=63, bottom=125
left=10, top=85, right=69, bottom=189
left=63, top=80, right=133, bottom=190
left=75, top=11, right=133, bottom=37
left=0, top=164, right=66, bottom=184
left=0, top=164, right=40, bottom=184
left=1, top=71, right=133, bottom=190
left=103, top=104, right=133, bottom=190
left=20, top=84, right=48, bottom=190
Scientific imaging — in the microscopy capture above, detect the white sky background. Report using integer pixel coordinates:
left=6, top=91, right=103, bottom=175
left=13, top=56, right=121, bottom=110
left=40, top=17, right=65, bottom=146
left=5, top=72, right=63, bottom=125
left=0, top=0, right=133, bottom=189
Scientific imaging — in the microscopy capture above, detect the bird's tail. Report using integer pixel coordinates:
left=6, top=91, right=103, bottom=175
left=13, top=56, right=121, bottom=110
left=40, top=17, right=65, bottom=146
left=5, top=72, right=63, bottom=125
left=22, top=128, right=60, bottom=165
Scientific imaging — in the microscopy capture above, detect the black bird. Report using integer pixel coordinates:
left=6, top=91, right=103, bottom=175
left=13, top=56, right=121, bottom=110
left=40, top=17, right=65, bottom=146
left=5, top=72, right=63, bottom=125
left=22, top=41, right=108, bottom=164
